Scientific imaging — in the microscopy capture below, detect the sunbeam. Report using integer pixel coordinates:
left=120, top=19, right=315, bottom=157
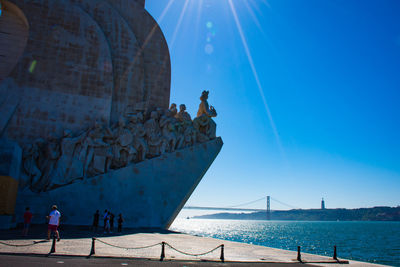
left=192, top=0, right=204, bottom=52
left=259, top=0, right=271, bottom=9
left=142, top=0, right=175, bottom=49
left=118, top=0, right=175, bottom=93
left=243, top=0, right=265, bottom=35
left=170, top=0, right=191, bottom=48
left=227, top=0, right=284, bottom=155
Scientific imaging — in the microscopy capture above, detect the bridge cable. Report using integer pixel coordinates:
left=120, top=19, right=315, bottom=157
left=270, top=197, right=299, bottom=209
left=223, top=196, right=266, bottom=208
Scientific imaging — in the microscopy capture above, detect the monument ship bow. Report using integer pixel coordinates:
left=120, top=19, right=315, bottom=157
left=0, top=0, right=222, bottom=228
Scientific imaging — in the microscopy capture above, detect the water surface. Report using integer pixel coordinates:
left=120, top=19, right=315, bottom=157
left=170, top=219, right=400, bottom=266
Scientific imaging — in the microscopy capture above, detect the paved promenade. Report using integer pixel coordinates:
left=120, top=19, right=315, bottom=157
left=0, top=225, right=386, bottom=266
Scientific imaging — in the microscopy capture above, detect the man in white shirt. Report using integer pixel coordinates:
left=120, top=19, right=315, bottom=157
left=47, top=205, right=61, bottom=241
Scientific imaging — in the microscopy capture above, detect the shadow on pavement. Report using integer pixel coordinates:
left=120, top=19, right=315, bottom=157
left=0, top=224, right=179, bottom=241
left=0, top=254, right=313, bottom=266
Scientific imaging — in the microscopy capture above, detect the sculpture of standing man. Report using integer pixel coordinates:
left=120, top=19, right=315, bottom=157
left=194, top=90, right=217, bottom=142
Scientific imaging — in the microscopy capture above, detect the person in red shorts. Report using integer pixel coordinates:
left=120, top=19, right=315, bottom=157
left=22, top=207, right=33, bottom=236
left=47, top=205, right=61, bottom=241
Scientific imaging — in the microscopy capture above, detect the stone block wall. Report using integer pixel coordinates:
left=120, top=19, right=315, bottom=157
left=106, top=0, right=171, bottom=111
left=0, top=139, right=21, bottom=179
left=1, top=0, right=171, bottom=146
left=0, top=1, right=29, bottom=81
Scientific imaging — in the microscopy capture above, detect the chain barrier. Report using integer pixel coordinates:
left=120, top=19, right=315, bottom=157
left=0, top=235, right=342, bottom=263
left=165, top=242, right=222, bottom=257
left=95, top=238, right=161, bottom=250
left=0, top=240, right=42, bottom=247
left=295, top=245, right=342, bottom=263
left=93, top=238, right=224, bottom=261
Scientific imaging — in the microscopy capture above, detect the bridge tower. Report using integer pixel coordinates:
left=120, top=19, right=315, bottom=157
left=266, top=196, right=271, bottom=220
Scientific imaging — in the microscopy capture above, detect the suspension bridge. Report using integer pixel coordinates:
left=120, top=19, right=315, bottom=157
left=183, top=196, right=299, bottom=215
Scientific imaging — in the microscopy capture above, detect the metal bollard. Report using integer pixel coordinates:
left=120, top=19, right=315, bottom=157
left=333, top=245, right=337, bottom=260
left=297, top=246, right=302, bottom=262
left=220, top=244, right=225, bottom=262
left=89, top=238, right=96, bottom=257
left=160, top=242, right=165, bottom=261
left=50, top=236, right=56, bottom=254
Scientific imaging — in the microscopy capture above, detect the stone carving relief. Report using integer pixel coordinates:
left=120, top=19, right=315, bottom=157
left=194, top=90, right=217, bottom=142
left=21, top=92, right=218, bottom=192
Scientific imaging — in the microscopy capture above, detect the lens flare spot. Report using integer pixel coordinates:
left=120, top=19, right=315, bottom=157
left=29, top=60, right=37, bottom=73
left=206, top=21, right=213, bottom=29
left=204, top=44, right=214, bottom=54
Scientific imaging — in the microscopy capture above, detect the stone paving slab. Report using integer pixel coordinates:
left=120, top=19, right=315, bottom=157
left=0, top=254, right=315, bottom=266
left=0, top=225, right=387, bottom=266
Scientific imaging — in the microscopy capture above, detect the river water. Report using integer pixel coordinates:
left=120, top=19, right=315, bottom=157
left=170, top=219, right=400, bottom=266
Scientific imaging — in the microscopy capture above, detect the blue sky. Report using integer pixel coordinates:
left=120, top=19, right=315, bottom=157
left=146, top=0, right=400, bottom=211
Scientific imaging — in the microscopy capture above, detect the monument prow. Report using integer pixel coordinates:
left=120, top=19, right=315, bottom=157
left=0, top=0, right=222, bottom=229
left=16, top=138, right=223, bottom=228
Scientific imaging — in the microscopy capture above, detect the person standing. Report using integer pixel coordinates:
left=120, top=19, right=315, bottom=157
left=22, top=207, right=33, bottom=236
left=109, top=212, right=115, bottom=233
left=47, top=205, right=61, bottom=241
left=104, top=212, right=110, bottom=234
left=117, top=214, right=124, bottom=233
left=92, top=210, right=99, bottom=232
left=103, top=210, right=108, bottom=231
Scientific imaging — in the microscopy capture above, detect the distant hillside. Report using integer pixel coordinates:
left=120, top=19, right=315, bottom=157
left=193, top=206, right=400, bottom=221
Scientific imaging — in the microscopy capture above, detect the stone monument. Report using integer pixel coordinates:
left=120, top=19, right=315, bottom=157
left=0, top=0, right=222, bottom=228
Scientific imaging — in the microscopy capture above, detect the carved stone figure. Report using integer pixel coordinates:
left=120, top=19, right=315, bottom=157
left=160, top=109, right=180, bottom=152
left=84, top=121, right=113, bottom=177
left=175, top=104, right=191, bottom=122
left=36, top=134, right=61, bottom=191
left=111, top=117, right=136, bottom=169
left=194, top=91, right=217, bottom=141
left=18, top=94, right=219, bottom=191
left=197, top=90, right=217, bottom=118
left=127, top=115, right=147, bottom=162
left=21, top=143, right=42, bottom=190
left=181, top=123, right=197, bottom=148
left=51, top=130, right=85, bottom=187
left=144, top=111, right=166, bottom=158
left=169, top=103, right=178, bottom=117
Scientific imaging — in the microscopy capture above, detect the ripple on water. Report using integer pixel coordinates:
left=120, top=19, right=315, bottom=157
left=170, top=219, right=400, bottom=266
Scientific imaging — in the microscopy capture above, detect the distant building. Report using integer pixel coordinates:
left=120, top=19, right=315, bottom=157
left=321, top=198, right=326, bottom=210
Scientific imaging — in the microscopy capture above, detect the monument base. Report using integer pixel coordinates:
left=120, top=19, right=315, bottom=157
left=0, top=215, right=16, bottom=230
left=0, top=176, right=19, bottom=215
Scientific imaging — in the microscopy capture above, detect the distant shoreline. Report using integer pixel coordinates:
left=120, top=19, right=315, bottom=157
left=193, top=206, right=400, bottom=221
